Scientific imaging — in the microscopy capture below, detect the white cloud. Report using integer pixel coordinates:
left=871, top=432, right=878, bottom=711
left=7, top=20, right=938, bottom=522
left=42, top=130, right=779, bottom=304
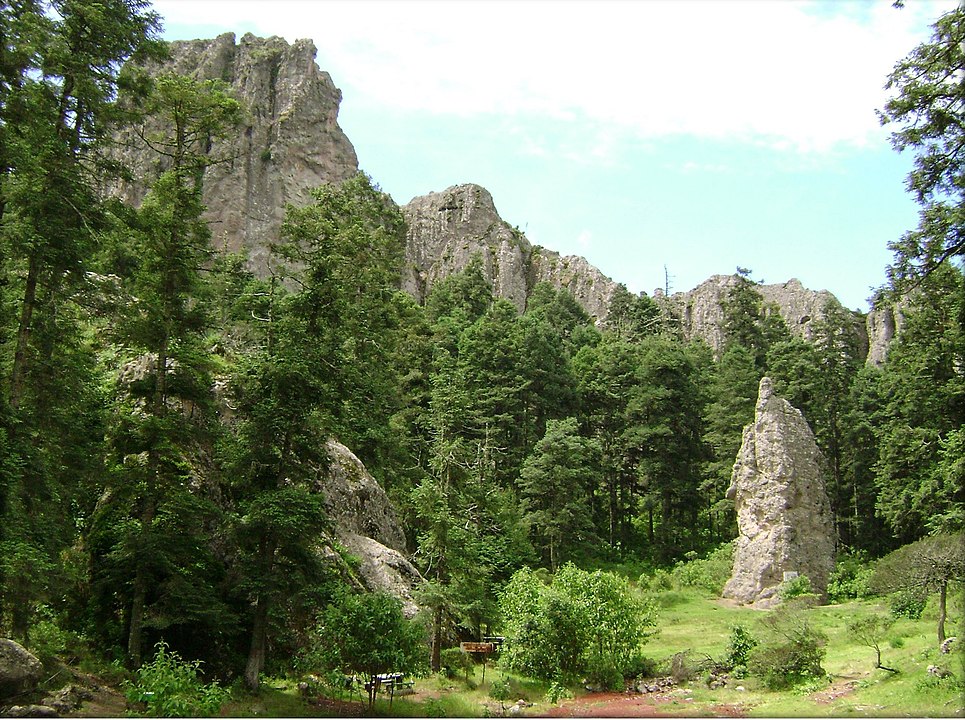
left=153, top=0, right=957, bottom=153
left=576, top=230, right=593, bottom=250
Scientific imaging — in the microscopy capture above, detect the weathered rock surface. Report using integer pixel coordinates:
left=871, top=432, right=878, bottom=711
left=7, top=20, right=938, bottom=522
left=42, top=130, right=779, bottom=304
left=722, top=377, right=835, bottom=605
left=338, top=533, right=422, bottom=618
left=316, top=440, right=422, bottom=612
left=865, top=300, right=906, bottom=367
left=0, top=639, right=42, bottom=700
left=402, top=184, right=619, bottom=321
left=111, top=32, right=359, bottom=277
left=666, top=275, right=869, bottom=360
left=318, top=440, right=406, bottom=553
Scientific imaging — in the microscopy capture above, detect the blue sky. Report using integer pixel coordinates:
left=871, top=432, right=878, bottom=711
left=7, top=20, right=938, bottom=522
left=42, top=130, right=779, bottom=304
left=154, top=0, right=958, bottom=311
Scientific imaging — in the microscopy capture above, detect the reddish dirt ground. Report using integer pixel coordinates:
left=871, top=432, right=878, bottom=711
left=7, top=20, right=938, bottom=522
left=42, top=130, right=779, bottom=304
left=545, top=692, right=747, bottom=718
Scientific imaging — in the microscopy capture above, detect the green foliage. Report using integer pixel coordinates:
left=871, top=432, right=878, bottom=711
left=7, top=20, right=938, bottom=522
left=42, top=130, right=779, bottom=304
left=827, top=556, right=875, bottom=602
left=439, top=647, right=473, bottom=681
left=499, top=564, right=655, bottom=687
left=518, top=418, right=599, bottom=570
left=668, top=542, right=734, bottom=595
left=879, top=4, right=965, bottom=285
left=779, top=574, right=813, bottom=600
left=489, top=676, right=511, bottom=701
left=723, top=625, right=758, bottom=674
left=125, top=641, right=229, bottom=717
left=847, top=614, right=896, bottom=670
left=544, top=680, right=572, bottom=704
left=748, top=604, right=828, bottom=690
left=888, top=589, right=927, bottom=620
left=308, top=591, right=429, bottom=680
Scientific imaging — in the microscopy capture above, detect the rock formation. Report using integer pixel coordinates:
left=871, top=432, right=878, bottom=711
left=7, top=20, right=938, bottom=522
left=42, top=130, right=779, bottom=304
left=0, top=639, right=42, bottom=700
left=110, top=32, right=359, bottom=277
left=402, top=184, right=619, bottom=321
left=316, top=440, right=422, bottom=615
left=666, top=275, right=869, bottom=360
left=722, top=377, right=835, bottom=606
left=865, top=300, right=906, bottom=367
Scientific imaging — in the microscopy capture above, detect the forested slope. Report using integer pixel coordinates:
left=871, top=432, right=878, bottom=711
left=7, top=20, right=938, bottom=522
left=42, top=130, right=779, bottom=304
left=0, top=0, right=962, bottom=700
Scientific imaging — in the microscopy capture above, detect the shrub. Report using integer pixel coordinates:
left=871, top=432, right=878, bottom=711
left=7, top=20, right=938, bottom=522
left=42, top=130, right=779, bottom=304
left=125, top=641, right=229, bottom=717
left=669, top=542, right=734, bottom=594
left=440, top=647, right=473, bottom=681
left=779, top=574, right=813, bottom=600
left=827, top=556, right=875, bottom=602
left=748, top=606, right=827, bottom=690
left=544, top=680, right=572, bottom=704
left=723, top=625, right=758, bottom=672
left=889, top=588, right=928, bottom=619
left=500, top=564, right=655, bottom=686
left=489, top=677, right=511, bottom=701
left=643, top=568, right=673, bottom=593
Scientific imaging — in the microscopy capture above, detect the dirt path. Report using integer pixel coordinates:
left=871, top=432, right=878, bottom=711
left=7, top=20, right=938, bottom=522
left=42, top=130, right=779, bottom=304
left=545, top=691, right=748, bottom=718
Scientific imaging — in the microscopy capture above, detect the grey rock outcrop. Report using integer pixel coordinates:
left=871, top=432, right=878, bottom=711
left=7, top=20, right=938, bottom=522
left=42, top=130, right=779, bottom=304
left=865, top=300, right=906, bottom=366
left=666, top=275, right=869, bottom=360
left=402, top=184, right=619, bottom=321
left=318, top=439, right=406, bottom=553
left=722, top=378, right=835, bottom=606
left=111, top=32, right=359, bottom=277
left=0, top=639, right=42, bottom=700
left=338, top=534, right=422, bottom=618
left=317, top=440, right=422, bottom=613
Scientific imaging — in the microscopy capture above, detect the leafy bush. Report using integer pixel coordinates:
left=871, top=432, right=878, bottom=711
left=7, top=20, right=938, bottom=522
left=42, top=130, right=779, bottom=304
left=826, top=556, right=875, bottom=602
left=723, top=625, right=758, bottom=673
left=305, top=590, right=428, bottom=678
left=642, top=568, right=673, bottom=592
left=748, top=606, right=827, bottom=690
left=889, top=588, right=928, bottom=619
left=125, top=641, right=229, bottom=717
left=500, top=564, right=655, bottom=687
left=779, top=574, right=813, bottom=600
left=489, top=677, right=511, bottom=701
left=440, top=647, right=473, bottom=681
left=544, top=680, right=572, bottom=704
left=668, top=542, right=734, bottom=594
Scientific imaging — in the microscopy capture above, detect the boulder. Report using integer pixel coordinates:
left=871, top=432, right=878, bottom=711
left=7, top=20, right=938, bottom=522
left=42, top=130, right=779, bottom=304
left=315, top=441, right=423, bottom=612
left=0, top=640, right=43, bottom=700
left=318, top=440, right=407, bottom=552
left=339, top=534, right=423, bottom=618
left=722, top=377, right=835, bottom=605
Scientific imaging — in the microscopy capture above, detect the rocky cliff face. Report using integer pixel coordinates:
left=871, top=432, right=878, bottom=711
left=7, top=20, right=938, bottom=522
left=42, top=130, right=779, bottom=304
left=112, top=32, right=359, bottom=277
left=402, top=184, right=619, bottom=321
left=865, top=301, right=906, bottom=366
left=722, top=377, right=836, bottom=606
left=666, top=274, right=871, bottom=360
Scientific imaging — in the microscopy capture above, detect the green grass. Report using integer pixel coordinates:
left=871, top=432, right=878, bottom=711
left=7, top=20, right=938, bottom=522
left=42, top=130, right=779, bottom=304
left=642, top=587, right=964, bottom=717
left=213, top=590, right=963, bottom=717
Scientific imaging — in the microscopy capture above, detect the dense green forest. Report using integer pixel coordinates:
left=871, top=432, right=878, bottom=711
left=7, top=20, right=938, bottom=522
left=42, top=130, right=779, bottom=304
left=0, top=0, right=962, bottom=707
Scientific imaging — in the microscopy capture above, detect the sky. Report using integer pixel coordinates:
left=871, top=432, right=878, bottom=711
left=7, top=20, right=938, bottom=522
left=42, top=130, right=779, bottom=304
left=153, top=0, right=959, bottom=312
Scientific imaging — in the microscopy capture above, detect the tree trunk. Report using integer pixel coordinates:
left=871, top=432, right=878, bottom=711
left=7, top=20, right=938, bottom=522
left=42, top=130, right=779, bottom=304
left=9, top=254, right=39, bottom=410
left=430, top=605, right=442, bottom=673
left=937, top=581, right=947, bottom=646
left=11, top=601, right=30, bottom=646
left=127, top=563, right=148, bottom=669
left=245, top=595, right=269, bottom=691
left=126, top=497, right=156, bottom=669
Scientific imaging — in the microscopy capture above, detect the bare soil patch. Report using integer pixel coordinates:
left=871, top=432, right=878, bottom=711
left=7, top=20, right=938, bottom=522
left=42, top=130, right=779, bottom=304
left=544, top=691, right=748, bottom=718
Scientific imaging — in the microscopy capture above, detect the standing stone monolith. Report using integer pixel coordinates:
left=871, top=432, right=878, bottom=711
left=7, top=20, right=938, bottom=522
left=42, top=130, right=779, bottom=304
left=722, top=377, right=835, bottom=606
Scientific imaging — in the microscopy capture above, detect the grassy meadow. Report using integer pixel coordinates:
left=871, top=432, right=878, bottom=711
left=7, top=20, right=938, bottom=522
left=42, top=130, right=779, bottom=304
left=210, top=582, right=963, bottom=718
